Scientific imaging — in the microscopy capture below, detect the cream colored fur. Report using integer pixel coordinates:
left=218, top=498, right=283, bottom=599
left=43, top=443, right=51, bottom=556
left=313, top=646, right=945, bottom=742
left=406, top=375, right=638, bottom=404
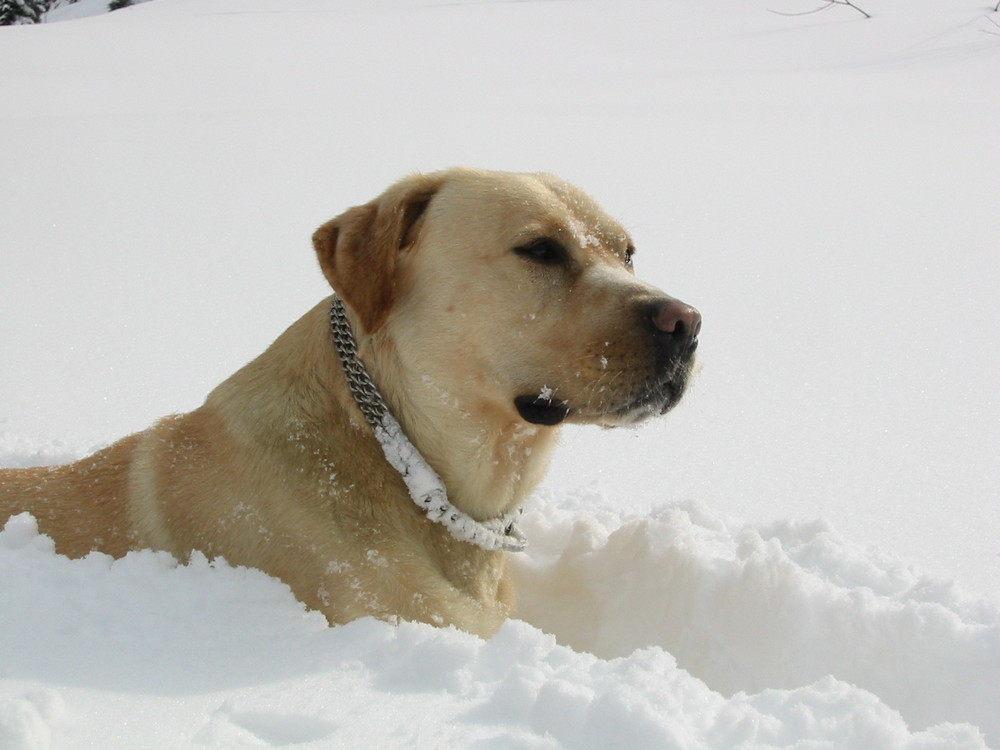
left=0, top=168, right=695, bottom=637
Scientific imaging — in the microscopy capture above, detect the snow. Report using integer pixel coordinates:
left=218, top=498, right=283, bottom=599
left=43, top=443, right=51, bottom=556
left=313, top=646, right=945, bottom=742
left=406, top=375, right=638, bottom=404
left=2, top=504, right=996, bottom=749
left=1, top=0, right=999, bottom=748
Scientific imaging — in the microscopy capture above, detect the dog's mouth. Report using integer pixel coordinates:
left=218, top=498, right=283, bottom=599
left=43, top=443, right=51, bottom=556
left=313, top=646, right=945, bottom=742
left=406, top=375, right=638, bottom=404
left=515, top=361, right=693, bottom=429
left=602, top=378, right=684, bottom=427
left=514, top=393, right=571, bottom=426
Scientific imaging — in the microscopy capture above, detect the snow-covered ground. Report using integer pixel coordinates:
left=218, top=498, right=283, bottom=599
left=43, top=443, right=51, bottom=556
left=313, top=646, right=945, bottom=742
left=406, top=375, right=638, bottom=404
left=1, top=0, right=998, bottom=747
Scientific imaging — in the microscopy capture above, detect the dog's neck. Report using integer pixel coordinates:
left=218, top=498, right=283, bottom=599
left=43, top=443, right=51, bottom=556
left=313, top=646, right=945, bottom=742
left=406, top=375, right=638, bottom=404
left=330, top=297, right=532, bottom=553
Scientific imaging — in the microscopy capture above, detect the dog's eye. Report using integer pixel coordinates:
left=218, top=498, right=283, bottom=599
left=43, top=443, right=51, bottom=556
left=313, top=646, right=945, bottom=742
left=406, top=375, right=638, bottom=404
left=514, top=238, right=568, bottom=266
left=625, top=245, right=635, bottom=268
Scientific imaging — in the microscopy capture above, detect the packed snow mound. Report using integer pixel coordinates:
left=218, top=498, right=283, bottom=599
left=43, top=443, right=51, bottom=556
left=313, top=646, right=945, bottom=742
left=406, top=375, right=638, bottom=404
left=513, top=493, right=1000, bottom=742
left=0, top=434, right=83, bottom=471
left=1, top=488, right=996, bottom=749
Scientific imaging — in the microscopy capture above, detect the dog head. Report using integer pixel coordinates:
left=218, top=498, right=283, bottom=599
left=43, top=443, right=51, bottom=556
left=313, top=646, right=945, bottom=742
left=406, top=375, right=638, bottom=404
left=313, top=168, right=700, bottom=429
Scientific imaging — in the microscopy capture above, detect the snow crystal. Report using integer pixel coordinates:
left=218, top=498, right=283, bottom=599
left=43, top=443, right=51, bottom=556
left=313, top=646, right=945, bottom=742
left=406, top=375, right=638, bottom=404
left=566, top=216, right=602, bottom=250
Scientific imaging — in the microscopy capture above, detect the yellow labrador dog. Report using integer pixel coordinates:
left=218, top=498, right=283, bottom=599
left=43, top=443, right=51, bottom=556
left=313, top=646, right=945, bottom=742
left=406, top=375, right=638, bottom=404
left=0, top=168, right=700, bottom=637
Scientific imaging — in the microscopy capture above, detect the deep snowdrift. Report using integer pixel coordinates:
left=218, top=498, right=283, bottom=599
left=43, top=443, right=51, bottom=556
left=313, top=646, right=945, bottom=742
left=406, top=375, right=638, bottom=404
left=2, top=488, right=998, bottom=749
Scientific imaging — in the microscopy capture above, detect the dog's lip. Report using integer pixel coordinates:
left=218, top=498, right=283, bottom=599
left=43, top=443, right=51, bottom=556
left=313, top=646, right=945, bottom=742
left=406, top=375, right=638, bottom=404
left=596, top=373, right=687, bottom=426
left=514, top=393, right=571, bottom=426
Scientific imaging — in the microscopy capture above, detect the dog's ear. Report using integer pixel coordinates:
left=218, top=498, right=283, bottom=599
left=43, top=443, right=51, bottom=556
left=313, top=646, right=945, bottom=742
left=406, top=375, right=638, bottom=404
left=313, top=173, right=442, bottom=334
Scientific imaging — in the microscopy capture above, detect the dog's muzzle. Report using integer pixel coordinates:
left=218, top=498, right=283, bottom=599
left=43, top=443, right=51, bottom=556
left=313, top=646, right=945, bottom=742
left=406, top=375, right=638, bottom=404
left=514, top=297, right=701, bottom=428
left=621, top=297, right=701, bottom=421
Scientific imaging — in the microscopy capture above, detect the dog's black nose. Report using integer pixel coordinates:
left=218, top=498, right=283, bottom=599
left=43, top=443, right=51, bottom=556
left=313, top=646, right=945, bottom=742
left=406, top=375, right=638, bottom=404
left=649, top=298, right=701, bottom=354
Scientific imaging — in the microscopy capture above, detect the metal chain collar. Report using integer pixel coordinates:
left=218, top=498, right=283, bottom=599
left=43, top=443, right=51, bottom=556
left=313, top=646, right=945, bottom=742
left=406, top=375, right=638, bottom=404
left=329, top=296, right=526, bottom=553
left=329, top=297, right=390, bottom=427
